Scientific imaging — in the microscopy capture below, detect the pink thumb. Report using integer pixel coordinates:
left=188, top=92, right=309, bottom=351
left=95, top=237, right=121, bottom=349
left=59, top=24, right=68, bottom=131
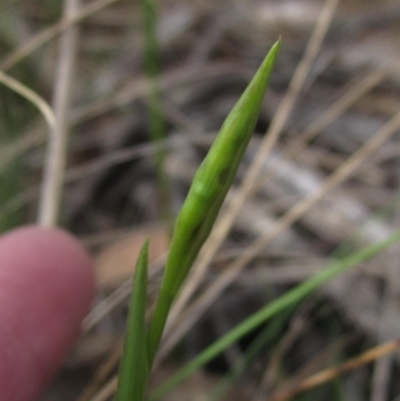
left=0, top=226, right=95, bottom=401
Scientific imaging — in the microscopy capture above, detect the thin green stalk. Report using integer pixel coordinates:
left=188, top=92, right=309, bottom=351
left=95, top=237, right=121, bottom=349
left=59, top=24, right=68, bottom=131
left=146, top=40, right=281, bottom=368
left=115, top=240, right=149, bottom=401
left=150, top=228, right=400, bottom=400
left=141, top=0, right=171, bottom=217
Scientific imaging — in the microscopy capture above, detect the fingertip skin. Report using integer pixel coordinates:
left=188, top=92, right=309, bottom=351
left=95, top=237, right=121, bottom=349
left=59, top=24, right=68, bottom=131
left=0, top=226, right=95, bottom=401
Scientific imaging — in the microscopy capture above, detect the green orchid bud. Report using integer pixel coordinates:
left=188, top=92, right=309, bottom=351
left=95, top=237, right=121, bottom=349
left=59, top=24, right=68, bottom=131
left=147, top=39, right=281, bottom=366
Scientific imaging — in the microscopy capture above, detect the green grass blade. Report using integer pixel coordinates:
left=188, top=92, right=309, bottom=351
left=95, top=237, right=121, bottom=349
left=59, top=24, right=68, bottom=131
left=146, top=39, right=282, bottom=367
left=115, top=240, right=150, bottom=401
left=141, top=0, right=171, bottom=218
left=149, top=228, right=400, bottom=400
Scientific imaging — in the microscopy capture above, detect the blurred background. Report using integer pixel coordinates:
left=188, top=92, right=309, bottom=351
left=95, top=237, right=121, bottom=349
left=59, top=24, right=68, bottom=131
left=1, top=0, right=400, bottom=400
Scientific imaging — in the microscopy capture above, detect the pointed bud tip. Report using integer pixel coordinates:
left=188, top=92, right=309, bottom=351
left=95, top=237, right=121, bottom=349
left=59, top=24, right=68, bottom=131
left=271, top=37, right=282, bottom=54
left=138, top=238, right=150, bottom=263
left=144, top=239, right=150, bottom=254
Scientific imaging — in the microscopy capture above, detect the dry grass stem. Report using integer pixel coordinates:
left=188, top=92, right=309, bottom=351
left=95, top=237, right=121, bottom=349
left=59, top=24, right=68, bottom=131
left=82, top=257, right=165, bottom=331
left=72, top=62, right=246, bottom=124
left=88, top=376, right=117, bottom=401
left=77, top=343, right=123, bottom=401
left=38, top=0, right=81, bottom=226
left=254, top=66, right=388, bottom=192
left=0, top=70, right=56, bottom=130
left=253, top=306, right=311, bottom=401
left=269, top=337, right=400, bottom=401
left=0, top=0, right=121, bottom=71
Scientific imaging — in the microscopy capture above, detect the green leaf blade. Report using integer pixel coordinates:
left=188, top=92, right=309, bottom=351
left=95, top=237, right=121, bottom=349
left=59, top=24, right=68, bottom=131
left=115, top=240, right=150, bottom=401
